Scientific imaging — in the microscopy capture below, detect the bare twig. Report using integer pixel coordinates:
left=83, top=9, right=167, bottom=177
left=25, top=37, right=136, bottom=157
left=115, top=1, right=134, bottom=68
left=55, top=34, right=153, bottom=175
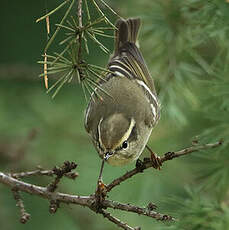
left=11, top=168, right=78, bottom=180
left=100, top=210, right=136, bottom=230
left=47, top=161, right=77, bottom=192
left=0, top=171, right=172, bottom=221
left=160, top=141, right=223, bottom=163
left=1, top=170, right=174, bottom=222
left=12, top=188, right=30, bottom=224
left=49, top=199, right=60, bottom=213
left=0, top=141, right=222, bottom=229
left=0, top=172, right=92, bottom=206
left=106, top=141, right=222, bottom=192
left=103, top=200, right=174, bottom=221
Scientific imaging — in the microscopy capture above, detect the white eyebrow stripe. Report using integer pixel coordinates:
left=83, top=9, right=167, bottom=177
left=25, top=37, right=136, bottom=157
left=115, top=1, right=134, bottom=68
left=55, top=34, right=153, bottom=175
left=114, top=118, right=136, bottom=150
left=97, top=117, right=106, bottom=150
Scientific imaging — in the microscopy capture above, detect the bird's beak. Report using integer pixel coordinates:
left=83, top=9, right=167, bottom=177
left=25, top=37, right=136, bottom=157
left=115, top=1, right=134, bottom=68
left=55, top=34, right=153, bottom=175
left=104, top=152, right=113, bottom=161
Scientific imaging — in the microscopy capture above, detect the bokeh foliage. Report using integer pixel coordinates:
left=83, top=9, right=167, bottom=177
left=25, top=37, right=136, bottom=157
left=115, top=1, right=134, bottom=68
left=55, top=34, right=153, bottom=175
left=0, top=0, right=229, bottom=229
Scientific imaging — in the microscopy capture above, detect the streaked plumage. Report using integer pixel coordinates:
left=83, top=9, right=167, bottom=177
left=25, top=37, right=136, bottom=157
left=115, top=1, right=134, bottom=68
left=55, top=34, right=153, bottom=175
left=85, top=18, right=160, bottom=166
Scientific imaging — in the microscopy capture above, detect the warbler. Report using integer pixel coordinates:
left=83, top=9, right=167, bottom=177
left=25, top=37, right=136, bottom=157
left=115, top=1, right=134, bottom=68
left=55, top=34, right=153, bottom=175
left=84, top=18, right=160, bottom=166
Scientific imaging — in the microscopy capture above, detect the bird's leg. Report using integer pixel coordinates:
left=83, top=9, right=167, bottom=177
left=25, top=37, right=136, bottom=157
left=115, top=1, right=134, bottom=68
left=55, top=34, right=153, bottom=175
left=98, top=158, right=105, bottom=183
left=146, top=145, right=162, bottom=170
left=94, top=159, right=107, bottom=212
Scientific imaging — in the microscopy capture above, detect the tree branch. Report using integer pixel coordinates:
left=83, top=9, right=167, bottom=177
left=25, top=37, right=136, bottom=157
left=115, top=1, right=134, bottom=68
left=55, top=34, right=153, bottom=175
left=46, top=161, right=77, bottom=192
left=11, top=168, right=78, bottom=180
left=103, top=200, right=174, bottom=221
left=106, top=141, right=222, bottom=192
left=0, top=141, right=222, bottom=229
left=100, top=210, right=137, bottom=230
left=12, top=188, right=30, bottom=224
left=0, top=171, right=92, bottom=206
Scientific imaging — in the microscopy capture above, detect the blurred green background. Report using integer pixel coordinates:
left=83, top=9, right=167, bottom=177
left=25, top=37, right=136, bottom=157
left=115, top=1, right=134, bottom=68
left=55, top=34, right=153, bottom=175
left=1, top=0, right=229, bottom=230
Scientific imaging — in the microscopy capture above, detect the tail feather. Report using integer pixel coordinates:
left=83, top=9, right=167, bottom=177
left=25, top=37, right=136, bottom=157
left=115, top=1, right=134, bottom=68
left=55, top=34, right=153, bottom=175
left=114, top=18, right=141, bottom=56
left=127, top=18, right=141, bottom=44
left=109, top=18, right=156, bottom=94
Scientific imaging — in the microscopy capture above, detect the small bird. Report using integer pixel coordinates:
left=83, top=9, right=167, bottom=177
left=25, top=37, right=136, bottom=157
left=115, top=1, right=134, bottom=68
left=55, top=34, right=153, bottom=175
left=84, top=18, right=160, bottom=167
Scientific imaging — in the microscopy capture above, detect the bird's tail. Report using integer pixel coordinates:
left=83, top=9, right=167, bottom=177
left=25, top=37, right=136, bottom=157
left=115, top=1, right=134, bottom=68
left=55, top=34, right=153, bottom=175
left=114, top=18, right=141, bottom=56
left=109, top=18, right=157, bottom=94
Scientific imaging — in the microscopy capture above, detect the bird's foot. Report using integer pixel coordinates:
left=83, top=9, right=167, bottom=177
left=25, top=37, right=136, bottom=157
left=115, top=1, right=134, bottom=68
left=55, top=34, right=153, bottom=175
left=135, top=159, right=146, bottom=172
left=94, top=179, right=107, bottom=212
left=146, top=145, right=162, bottom=170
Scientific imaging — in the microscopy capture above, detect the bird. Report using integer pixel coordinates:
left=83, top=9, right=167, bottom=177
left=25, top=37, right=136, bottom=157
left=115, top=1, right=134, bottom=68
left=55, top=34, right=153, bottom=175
left=84, top=18, right=160, bottom=169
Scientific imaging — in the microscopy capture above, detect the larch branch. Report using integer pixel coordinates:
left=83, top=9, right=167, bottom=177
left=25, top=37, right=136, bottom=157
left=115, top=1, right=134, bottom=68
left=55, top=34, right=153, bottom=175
left=0, top=141, right=222, bottom=229
left=106, top=141, right=222, bottom=192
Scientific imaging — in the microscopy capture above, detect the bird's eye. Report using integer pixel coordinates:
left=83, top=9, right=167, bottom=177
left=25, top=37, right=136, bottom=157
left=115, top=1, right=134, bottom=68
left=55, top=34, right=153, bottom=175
left=122, top=141, right=128, bottom=149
